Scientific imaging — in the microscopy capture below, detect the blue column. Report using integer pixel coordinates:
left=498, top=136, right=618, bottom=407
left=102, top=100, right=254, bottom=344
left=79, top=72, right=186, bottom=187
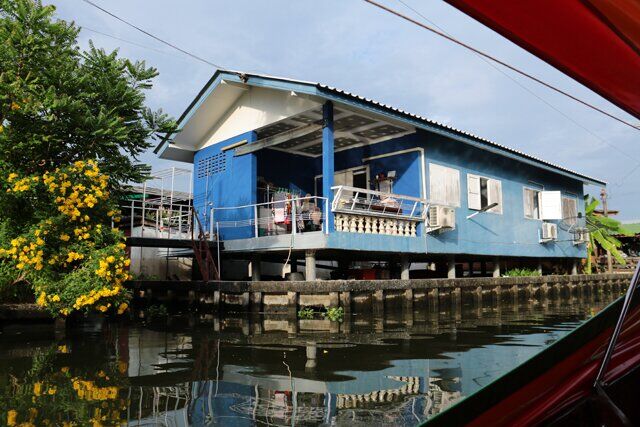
left=322, top=101, right=335, bottom=232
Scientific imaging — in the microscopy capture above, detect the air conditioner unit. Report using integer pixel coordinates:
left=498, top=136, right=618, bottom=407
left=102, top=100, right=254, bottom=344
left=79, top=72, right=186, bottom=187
left=428, top=205, right=455, bottom=229
left=540, top=222, right=558, bottom=242
left=573, top=228, right=589, bottom=245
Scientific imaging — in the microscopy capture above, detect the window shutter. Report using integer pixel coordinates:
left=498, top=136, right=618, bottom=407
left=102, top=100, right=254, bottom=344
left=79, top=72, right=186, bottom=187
left=562, top=197, right=577, bottom=225
left=429, top=164, right=446, bottom=205
left=430, top=164, right=460, bottom=207
left=488, top=179, right=502, bottom=213
left=539, top=191, right=562, bottom=220
left=467, top=174, right=481, bottom=210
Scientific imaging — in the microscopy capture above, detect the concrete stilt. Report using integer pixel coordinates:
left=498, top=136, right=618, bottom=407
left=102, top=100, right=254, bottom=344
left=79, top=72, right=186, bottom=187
left=447, top=257, right=456, bottom=279
left=340, top=291, right=351, bottom=313
left=305, top=250, right=317, bottom=281
left=571, top=259, right=578, bottom=275
left=493, top=258, right=501, bottom=278
left=373, top=289, right=384, bottom=316
left=403, top=288, right=414, bottom=313
left=251, top=292, right=262, bottom=313
left=537, top=261, right=543, bottom=276
left=251, top=254, right=261, bottom=281
left=400, top=255, right=411, bottom=280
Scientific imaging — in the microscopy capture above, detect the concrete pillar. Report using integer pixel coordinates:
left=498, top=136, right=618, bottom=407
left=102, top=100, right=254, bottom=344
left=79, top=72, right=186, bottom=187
left=240, top=292, right=250, bottom=309
left=400, top=255, right=411, bottom=280
left=305, top=250, right=317, bottom=281
left=251, top=291, right=262, bottom=313
left=251, top=254, right=261, bottom=281
left=287, top=291, right=298, bottom=315
left=403, top=288, right=414, bottom=313
left=305, top=341, right=317, bottom=371
left=329, top=292, right=339, bottom=308
left=322, top=101, right=335, bottom=232
left=340, top=291, right=351, bottom=313
left=373, top=289, right=384, bottom=316
left=537, top=261, right=543, bottom=276
left=492, top=258, right=501, bottom=278
left=447, top=256, right=456, bottom=279
left=571, top=259, right=578, bottom=275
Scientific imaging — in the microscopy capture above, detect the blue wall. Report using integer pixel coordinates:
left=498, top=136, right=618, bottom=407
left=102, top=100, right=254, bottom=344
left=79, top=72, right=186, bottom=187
left=193, top=131, right=257, bottom=240
left=194, top=129, right=586, bottom=259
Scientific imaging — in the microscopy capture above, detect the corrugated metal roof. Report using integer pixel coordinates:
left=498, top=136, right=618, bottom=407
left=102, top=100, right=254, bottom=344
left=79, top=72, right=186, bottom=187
left=313, top=82, right=605, bottom=186
left=163, top=70, right=606, bottom=185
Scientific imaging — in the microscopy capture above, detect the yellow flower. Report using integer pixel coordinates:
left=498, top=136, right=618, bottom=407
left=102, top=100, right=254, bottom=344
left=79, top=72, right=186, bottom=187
left=10, top=101, right=20, bottom=110
left=7, top=409, right=17, bottom=426
left=60, top=234, right=70, bottom=241
left=33, top=382, right=42, bottom=396
left=47, top=387, right=57, bottom=395
left=117, top=303, right=128, bottom=314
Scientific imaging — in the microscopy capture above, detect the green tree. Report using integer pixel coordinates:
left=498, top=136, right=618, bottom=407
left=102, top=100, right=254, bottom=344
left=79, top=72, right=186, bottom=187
left=584, top=195, right=633, bottom=274
left=0, top=0, right=174, bottom=193
left=0, top=0, right=175, bottom=316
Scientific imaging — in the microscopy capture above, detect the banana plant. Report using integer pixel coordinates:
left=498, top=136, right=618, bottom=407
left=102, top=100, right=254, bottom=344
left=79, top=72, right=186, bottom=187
left=584, top=196, right=634, bottom=273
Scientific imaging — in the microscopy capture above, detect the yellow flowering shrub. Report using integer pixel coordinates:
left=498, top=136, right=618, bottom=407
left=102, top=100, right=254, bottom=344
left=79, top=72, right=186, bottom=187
left=0, top=161, right=130, bottom=317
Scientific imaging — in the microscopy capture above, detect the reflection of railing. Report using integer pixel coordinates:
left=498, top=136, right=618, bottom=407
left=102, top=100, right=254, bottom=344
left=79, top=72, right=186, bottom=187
left=331, top=186, right=428, bottom=236
left=211, top=196, right=329, bottom=238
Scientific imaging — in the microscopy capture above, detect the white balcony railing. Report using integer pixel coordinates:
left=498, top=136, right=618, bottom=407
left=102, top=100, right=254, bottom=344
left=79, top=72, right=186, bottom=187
left=331, top=186, right=428, bottom=236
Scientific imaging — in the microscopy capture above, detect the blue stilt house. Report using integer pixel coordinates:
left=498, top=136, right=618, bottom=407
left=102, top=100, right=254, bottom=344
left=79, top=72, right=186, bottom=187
left=155, top=71, right=604, bottom=279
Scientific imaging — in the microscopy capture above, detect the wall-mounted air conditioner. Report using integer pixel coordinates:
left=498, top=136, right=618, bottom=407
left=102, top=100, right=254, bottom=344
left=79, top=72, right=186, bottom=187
left=428, top=205, right=455, bottom=229
left=573, top=228, right=589, bottom=245
left=540, top=222, right=558, bottom=242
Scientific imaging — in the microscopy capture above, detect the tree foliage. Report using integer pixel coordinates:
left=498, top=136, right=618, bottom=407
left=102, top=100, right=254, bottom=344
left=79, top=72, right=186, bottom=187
left=0, top=0, right=176, bottom=316
left=584, top=195, right=633, bottom=274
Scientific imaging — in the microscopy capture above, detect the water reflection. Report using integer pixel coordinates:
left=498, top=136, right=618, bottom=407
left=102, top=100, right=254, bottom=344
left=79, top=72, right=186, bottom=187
left=0, top=293, right=621, bottom=426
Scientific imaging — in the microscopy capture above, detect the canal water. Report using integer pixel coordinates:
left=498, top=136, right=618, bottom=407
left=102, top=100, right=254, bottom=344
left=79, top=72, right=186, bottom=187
left=0, top=293, right=621, bottom=426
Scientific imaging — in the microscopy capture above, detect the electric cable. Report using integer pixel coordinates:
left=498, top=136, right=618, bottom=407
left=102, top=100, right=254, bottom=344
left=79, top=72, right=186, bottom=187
left=363, top=0, right=640, bottom=132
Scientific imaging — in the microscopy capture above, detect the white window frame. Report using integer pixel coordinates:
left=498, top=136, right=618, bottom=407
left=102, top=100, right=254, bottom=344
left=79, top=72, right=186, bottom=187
left=467, top=173, right=503, bottom=214
left=429, top=163, right=460, bottom=207
left=314, top=166, right=370, bottom=197
left=523, top=186, right=542, bottom=220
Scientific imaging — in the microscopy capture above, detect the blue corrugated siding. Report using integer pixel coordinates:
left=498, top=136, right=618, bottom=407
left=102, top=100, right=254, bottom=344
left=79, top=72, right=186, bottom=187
left=194, top=129, right=586, bottom=258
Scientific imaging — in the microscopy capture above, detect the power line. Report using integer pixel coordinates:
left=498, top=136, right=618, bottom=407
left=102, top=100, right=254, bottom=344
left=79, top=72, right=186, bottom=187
left=393, top=0, right=640, bottom=188
left=81, top=26, right=188, bottom=59
left=80, top=0, right=228, bottom=71
left=394, top=0, right=640, bottom=166
left=363, top=0, right=640, bottom=132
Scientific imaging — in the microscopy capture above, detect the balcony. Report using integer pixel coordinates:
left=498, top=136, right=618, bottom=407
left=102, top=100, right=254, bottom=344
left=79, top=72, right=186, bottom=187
left=331, top=186, right=428, bottom=237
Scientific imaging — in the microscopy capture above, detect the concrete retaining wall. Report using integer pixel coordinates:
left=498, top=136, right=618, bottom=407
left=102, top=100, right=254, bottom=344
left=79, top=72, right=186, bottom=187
left=127, top=273, right=632, bottom=313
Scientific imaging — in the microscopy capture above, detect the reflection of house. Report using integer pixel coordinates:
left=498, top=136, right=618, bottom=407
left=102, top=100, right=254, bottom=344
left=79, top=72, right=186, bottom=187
left=156, top=71, right=602, bottom=279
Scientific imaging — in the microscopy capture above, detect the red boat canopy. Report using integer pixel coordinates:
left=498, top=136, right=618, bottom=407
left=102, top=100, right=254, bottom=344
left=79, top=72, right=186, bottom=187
left=444, top=0, right=640, bottom=119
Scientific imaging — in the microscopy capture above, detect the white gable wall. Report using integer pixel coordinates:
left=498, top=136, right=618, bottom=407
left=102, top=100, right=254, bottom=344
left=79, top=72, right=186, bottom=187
left=199, top=87, right=321, bottom=150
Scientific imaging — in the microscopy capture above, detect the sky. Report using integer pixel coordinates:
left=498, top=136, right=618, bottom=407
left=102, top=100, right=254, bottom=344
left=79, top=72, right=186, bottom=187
left=50, top=0, right=640, bottom=221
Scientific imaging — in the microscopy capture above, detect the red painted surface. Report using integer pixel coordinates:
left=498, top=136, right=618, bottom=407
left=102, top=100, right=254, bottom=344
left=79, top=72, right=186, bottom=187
left=445, top=0, right=640, bottom=119
left=467, top=304, right=640, bottom=426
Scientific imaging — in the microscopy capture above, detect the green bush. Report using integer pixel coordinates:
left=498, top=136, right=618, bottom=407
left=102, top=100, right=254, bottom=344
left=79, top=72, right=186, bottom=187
left=503, top=268, right=541, bottom=277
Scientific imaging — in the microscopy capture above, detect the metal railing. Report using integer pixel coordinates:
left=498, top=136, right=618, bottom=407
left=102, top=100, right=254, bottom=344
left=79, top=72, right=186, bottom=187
left=331, top=186, right=428, bottom=221
left=117, top=202, right=196, bottom=240
left=211, top=196, right=329, bottom=238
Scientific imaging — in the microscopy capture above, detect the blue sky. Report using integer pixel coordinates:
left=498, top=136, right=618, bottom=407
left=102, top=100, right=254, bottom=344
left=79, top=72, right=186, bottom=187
left=51, top=0, right=639, bottom=221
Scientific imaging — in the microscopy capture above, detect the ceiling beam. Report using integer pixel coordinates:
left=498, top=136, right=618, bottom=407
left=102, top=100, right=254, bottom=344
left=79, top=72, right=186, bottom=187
left=234, top=123, right=322, bottom=156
